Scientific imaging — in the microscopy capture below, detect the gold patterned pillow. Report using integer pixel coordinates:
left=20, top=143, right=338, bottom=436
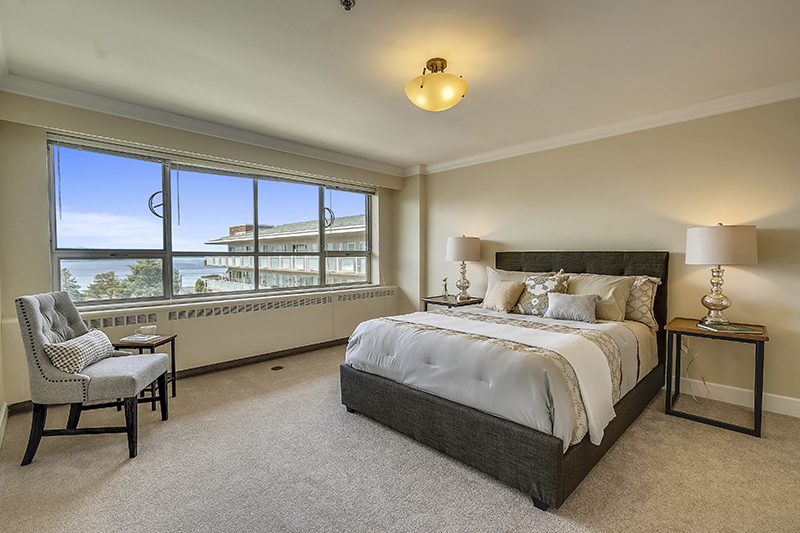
left=513, top=273, right=570, bottom=316
left=625, top=276, right=662, bottom=331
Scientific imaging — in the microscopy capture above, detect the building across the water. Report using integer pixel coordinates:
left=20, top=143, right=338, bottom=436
left=201, top=214, right=367, bottom=292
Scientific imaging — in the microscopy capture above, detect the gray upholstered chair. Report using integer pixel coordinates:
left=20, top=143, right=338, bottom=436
left=15, top=291, right=169, bottom=465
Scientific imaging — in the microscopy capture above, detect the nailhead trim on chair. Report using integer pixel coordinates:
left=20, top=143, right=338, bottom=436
left=16, top=298, right=88, bottom=401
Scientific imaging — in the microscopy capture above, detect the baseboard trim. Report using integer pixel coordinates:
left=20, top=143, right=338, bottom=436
left=175, top=338, right=349, bottom=380
left=674, top=377, right=800, bottom=419
left=8, top=338, right=349, bottom=416
left=0, top=402, right=8, bottom=452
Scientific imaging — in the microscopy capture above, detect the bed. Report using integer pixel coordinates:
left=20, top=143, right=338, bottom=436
left=340, top=251, right=669, bottom=510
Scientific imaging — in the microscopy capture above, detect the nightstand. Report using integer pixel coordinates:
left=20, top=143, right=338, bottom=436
left=421, top=295, right=483, bottom=311
left=665, top=317, right=768, bottom=437
left=114, top=334, right=178, bottom=411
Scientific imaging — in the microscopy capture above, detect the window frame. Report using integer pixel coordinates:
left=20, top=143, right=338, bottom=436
left=49, top=138, right=373, bottom=305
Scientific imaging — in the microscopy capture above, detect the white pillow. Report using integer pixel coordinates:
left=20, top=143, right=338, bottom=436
left=484, top=266, right=554, bottom=300
left=567, top=273, right=634, bottom=321
left=43, top=329, right=114, bottom=374
left=545, top=293, right=600, bottom=323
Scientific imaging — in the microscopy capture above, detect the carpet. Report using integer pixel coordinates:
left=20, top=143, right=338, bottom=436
left=1, top=345, right=798, bottom=532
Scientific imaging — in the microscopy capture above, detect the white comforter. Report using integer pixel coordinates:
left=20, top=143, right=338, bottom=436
left=345, top=307, right=656, bottom=452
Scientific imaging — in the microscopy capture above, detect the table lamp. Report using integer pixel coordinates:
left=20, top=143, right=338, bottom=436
left=685, top=223, right=757, bottom=324
left=446, top=236, right=481, bottom=301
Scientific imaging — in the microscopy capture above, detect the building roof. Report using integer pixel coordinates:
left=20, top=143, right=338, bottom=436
left=206, top=214, right=365, bottom=245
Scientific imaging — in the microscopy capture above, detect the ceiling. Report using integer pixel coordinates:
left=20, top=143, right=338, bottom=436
left=1, top=0, right=800, bottom=176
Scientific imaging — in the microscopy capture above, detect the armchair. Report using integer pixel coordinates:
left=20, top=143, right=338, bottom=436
left=15, top=291, right=169, bottom=465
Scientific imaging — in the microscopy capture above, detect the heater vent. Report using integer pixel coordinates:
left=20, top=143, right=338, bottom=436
left=81, top=289, right=394, bottom=329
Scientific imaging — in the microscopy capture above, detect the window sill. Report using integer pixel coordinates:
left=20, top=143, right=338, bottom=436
left=75, top=283, right=386, bottom=312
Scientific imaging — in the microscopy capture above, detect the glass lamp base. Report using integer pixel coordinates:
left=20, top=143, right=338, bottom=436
left=701, top=266, right=732, bottom=325
left=701, top=311, right=730, bottom=325
left=455, top=261, right=471, bottom=301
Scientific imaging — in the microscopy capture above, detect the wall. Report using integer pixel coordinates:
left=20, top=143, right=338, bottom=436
left=425, top=98, right=800, bottom=408
left=0, top=93, right=401, bottom=406
left=393, top=171, right=428, bottom=314
left=0, top=257, right=6, bottom=450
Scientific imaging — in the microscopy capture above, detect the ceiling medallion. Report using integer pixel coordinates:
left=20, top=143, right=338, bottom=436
left=404, top=58, right=469, bottom=112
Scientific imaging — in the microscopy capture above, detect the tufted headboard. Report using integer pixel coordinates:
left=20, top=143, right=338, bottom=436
left=495, top=251, right=669, bottom=363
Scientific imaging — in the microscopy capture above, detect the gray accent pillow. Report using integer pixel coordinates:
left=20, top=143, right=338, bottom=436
left=43, top=329, right=114, bottom=373
left=544, top=293, right=600, bottom=323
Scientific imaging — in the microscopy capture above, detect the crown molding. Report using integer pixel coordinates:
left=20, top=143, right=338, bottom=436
left=3, top=72, right=799, bottom=179
left=401, top=164, right=428, bottom=177
left=424, top=79, right=800, bottom=174
left=0, top=74, right=406, bottom=177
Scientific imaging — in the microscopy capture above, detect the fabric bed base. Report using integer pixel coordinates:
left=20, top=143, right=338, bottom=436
left=340, top=361, right=665, bottom=509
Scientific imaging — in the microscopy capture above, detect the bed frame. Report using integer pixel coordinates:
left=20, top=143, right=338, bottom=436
left=340, top=251, right=669, bottom=510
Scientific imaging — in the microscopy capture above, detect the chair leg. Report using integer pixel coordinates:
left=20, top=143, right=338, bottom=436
left=123, top=396, right=138, bottom=458
left=67, top=403, right=83, bottom=429
left=21, top=403, right=48, bottom=466
left=158, top=372, right=169, bottom=421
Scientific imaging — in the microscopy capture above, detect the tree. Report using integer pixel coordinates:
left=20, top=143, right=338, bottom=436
left=84, top=271, right=123, bottom=300
left=60, top=268, right=84, bottom=302
left=121, top=259, right=162, bottom=298
left=194, top=278, right=207, bottom=293
left=120, top=259, right=182, bottom=298
left=173, top=268, right=181, bottom=296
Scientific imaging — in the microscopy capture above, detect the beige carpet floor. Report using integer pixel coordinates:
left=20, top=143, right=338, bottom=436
left=1, top=345, right=799, bottom=532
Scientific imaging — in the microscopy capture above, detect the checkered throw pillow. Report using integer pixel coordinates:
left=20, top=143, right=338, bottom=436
left=43, top=329, right=114, bottom=373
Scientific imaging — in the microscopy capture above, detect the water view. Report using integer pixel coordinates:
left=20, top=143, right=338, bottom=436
left=62, top=257, right=227, bottom=296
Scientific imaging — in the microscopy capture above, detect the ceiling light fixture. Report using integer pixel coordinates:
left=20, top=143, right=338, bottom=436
left=404, top=58, right=468, bottom=112
left=340, top=0, right=355, bottom=11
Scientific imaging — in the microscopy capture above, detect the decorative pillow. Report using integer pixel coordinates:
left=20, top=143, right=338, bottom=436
left=544, top=293, right=600, bottom=323
left=483, top=280, right=526, bottom=313
left=625, top=276, right=662, bottom=331
left=43, top=329, right=114, bottom=374
left=483, top=267, right=554, bottom=301
left=566, top=273, right=634, bottom=321
left=513, top=273, right=570, bottom=316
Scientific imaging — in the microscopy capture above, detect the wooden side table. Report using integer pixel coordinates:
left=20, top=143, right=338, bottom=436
left=664, top=317, right=768, bottom=437
left=114, top=334, right=178, bottom=405
left=421, top=295, right=483, bottom=311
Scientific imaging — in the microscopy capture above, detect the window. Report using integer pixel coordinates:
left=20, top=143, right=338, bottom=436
left=50, top=140, right=372, bottom=303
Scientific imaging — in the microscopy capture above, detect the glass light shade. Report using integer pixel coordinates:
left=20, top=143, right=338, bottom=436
left=405, top=72, right=469, bottom=112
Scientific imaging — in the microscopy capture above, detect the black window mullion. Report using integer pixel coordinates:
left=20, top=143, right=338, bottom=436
left=163, top=163, right=174, bottom=298
left=318, top=185, right=326, bottom=286
left=253, top=178, right=260, bottom=290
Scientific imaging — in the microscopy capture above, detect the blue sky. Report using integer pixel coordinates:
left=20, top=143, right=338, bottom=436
left=55, top=146, right=365, bottom=250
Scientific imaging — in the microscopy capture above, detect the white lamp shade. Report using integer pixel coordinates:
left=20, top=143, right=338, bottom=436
left=685, top=225, right=758, bottom=265
left=446, top=236, right=480, bottom=262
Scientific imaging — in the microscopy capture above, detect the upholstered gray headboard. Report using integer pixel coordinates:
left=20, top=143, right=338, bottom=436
left=495, top=251, right=669, bottom=363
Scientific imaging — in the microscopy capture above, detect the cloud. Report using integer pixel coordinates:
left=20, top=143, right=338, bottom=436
left=57, top=211, right=163, bottom=249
